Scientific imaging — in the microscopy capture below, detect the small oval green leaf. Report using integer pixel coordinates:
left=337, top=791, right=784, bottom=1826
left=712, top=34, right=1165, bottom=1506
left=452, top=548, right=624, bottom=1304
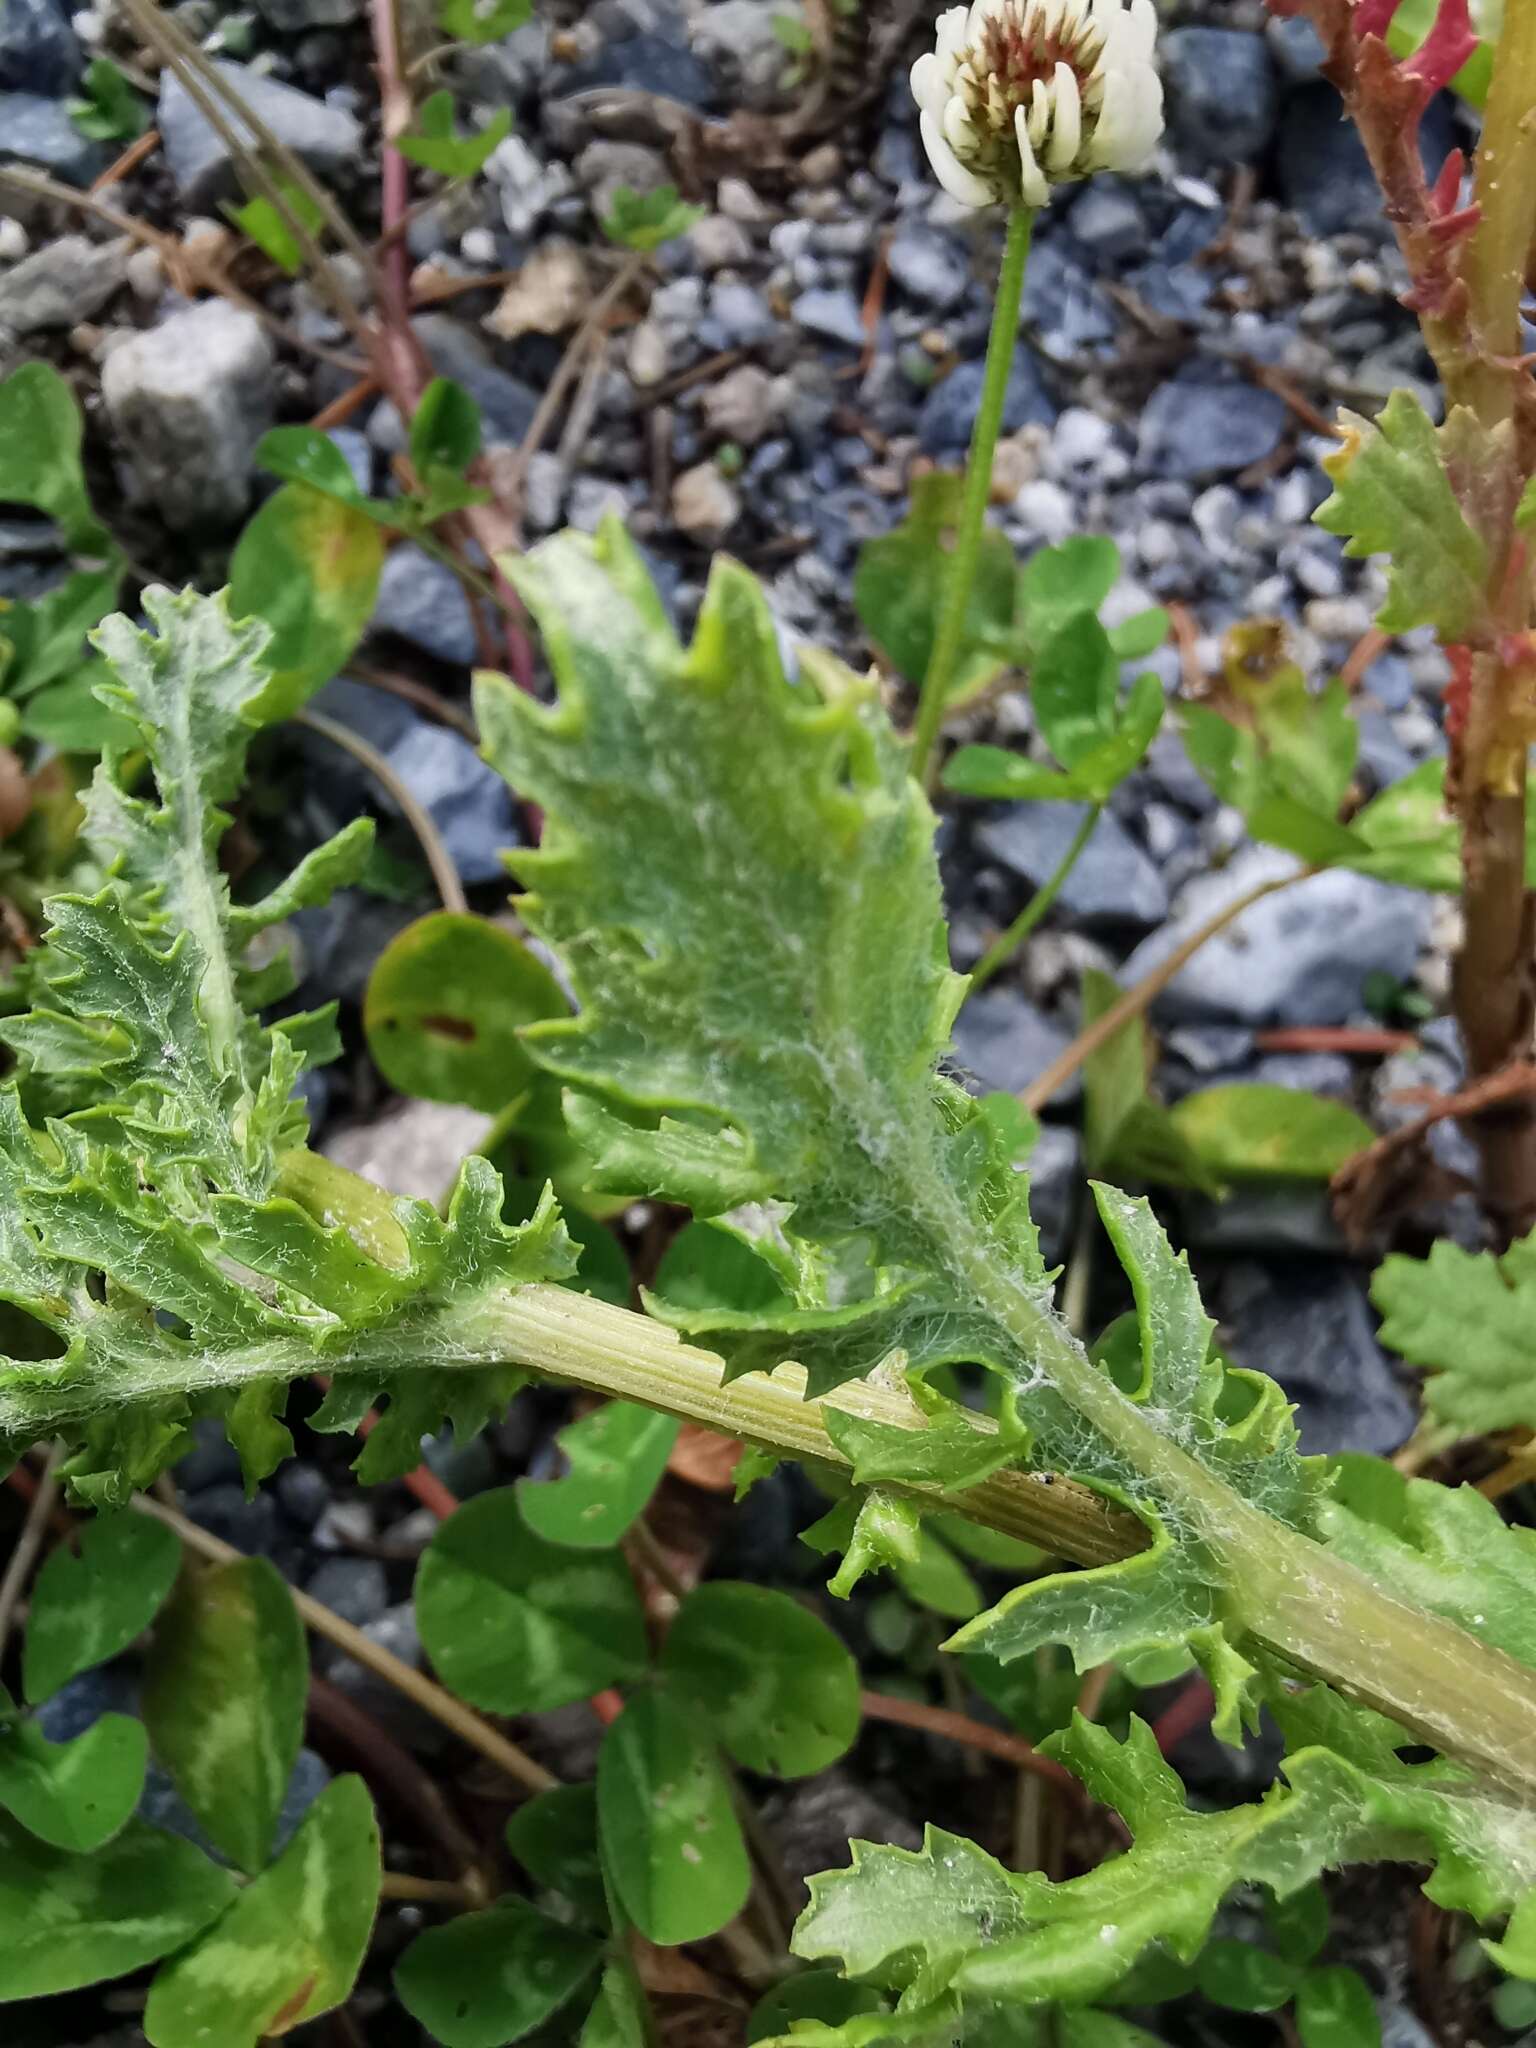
left=416, top=1488, right=648, bottom=1713
left=1296, top=1966, right=1382, bottom=2048
left=1194, top=1937, right=1304, bottom=2013
left=395, top=1899, right=602, bottom=2048
left=365, top=911, right=568, bottom=1113
left=505, top=1781, right=608, bottom=1925
left=0, top=1708, right=147, bottom=1851
left=518, top=1401, right=680, bottom=1550
left=0, top=1814, right=237, bottom=1999
left=143, top=1775, right=380, bottom=2048
left=24, top=1508, right=181, bottom=1705
left=660, top=1582, right=860, bottom=1779
left=596, top=1692, right=750, bottom=1945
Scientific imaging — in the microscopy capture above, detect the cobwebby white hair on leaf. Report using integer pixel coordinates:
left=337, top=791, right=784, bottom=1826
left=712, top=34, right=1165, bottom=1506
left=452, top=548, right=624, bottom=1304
left=911, top=0, right=1164, bottom=211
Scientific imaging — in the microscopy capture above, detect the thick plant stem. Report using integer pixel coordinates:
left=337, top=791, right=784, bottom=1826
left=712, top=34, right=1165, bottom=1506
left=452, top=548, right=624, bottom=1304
left=909, top=204, right=1034, bottom=789
left=1466, top=0, right=1536, bottom=435
left=483, top=1279, right=1536, bottom=1802
left=1452, top=0, right=1536, bottom=1229
left=970, top=801, right=1101, bottom=991
left=1453, top=764, right=1536, bottom=1236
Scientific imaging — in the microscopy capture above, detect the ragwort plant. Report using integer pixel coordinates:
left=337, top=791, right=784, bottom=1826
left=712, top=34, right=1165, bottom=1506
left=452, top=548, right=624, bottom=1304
left=8, top=1, right=1536, bottom=2044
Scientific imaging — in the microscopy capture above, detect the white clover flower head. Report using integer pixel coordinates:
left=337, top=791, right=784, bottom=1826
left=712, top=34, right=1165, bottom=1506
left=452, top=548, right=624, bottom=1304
left=911, top=0, right=1164, bottom=211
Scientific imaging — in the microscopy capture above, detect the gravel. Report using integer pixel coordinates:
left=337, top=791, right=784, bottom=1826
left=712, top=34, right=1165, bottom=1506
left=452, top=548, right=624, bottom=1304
left=101, top=300, right=275, bottom=531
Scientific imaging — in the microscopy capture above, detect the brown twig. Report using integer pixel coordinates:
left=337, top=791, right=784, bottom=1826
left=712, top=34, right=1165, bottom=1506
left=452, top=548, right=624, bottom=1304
left=349, top=660, right=479, bottom=744
left=1021, top=868, right=1314, bottom=1114
left=1332, top=1059, right=1536, bottom=1236
left=131, top=1492, right=558, bottom=1795
left=0, top=165, right=368, bottom=376
left=379, top=1871, right=483, bottom=1907
left=293, top=707, right=468, bottom=915
left=1254, top=1024, right=1416, bottom=1054
left=0, top=1442, right=62, bottom=1657
left=502, top=252, right=646, bottom=534
left=307, top=1676, right=491, bottom=1895
left=310, top=377, right=381, bottom=431
left=90, top=125, right=161, bottom=195
left=858, top=1688, right=1075, bottom=1787
left=1339, top=626, right=1391, bottom=693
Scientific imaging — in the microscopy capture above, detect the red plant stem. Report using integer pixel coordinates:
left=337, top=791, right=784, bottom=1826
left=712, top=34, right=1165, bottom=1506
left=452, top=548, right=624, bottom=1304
left=1149, top=1676, right=1217, bottom=1758
left=369, top=0, right=413, bottom=342
left=858, top=1689, right=1075, bottom=1788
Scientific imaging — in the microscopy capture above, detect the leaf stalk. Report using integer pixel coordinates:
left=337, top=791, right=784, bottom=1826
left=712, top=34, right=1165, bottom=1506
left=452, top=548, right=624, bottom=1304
left=909, top=204, right=1034, bottom=789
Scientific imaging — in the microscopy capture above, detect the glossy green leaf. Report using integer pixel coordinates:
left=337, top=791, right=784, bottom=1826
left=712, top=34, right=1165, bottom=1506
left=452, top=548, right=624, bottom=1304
left=651, top=1217, right=794, bottom=1316
left=1296, top=1967, right=1382, bottom=2048
left=1194, top=1939, right=1302, bottom=2012
left=596, top=1691, right=750, bottom=1945
left=395, top=1900, right=603, bottom=2048
left=1316, top=393, right=1489, bottom=641
left=852, top=472, right=1015, bottom=695
left=16, top=666, right=139, bottom=754
left=416, top=1487, right=647, bottom=1712
left=398, top=92, right=512, bottom=177
left=0, top=1815, right=236, bottom=1999
left=1266, top=1878, right=1330, bottom=1965
left=255, top=424, right=370, bottom=508
left=505, top=1782, right=608, bottom=1925
left=748, top=1970, right=887, bottom=2041
left=365, top=910, right=567, bottom=1114
left=24, top=1508, right=181, bottom=1704
left=1168, top=1085, right=1374, bottom=1183
left=68, top=55, right=148, bottom=140
left=1372, top=1228, right=1536, bottom=1435
left=0, top=1701, right=146, bottom=1851
left=944, top=670, right=1162, bottom=804
left=580, top=1960, right=650, bottom=2048
left=0, top=361, right=114, bottom=555
left=229, top=482, right=384, bottom=721
left=1018, top=536, right=1120, bottom=651
left=412, top=376, right=483, bottom=476
left=1081, top=970, right=1217, bottom=1192
left=441, top=0, right=532, bottom=41
left=141, top=1556, right=308, bottom=1874
left=226, top=182, right=325, bottom=275
left=143, top=1775, right=380, bottom=2048
left=1106, top=607, right=1169, bottom=660
left=518, top=1400, right=680, bottom=1549
left=1030, top=614, right=1121, bottom=770
left=0, top=362, right=124, bottom=699
left=660, top=1581, right=860, bottom=1778
left=602, top=183, right=707, bottom=251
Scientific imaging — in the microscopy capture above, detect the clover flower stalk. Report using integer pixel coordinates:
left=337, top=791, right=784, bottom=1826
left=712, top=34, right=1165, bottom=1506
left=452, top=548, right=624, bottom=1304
left=907, top=0, right=1164, bottom=785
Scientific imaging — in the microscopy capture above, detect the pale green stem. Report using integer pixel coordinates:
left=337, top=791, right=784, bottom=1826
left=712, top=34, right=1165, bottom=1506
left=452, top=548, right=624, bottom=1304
left=909, top=205, right=1035, bottom=790
left=969, top=801, right=1101, bottom=992
left=18, top=1260, right=1536, bottom=1795
left=490, top=1280, right=1536, bottom=1801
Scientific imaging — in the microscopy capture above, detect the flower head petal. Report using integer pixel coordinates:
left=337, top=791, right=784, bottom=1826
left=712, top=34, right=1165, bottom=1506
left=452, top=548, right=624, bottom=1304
left=909, top=0, right=1161, bottom=209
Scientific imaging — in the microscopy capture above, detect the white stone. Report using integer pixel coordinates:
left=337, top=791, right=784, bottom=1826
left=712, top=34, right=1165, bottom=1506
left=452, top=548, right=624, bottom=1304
left=101, top=299, right=274, bottom=530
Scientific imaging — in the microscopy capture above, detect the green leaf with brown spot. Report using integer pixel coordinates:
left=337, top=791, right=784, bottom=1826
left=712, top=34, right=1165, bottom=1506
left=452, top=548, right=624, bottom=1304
left=143, top=1775, right=380, bottom=2048
left=365, top=910, right=568, bottom=1114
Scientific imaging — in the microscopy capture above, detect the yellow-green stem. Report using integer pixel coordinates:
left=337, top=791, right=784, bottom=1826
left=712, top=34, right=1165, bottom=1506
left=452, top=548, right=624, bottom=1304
left=970, top=801, right=1101, bottom=991
left=1467, top=0, right=1536, bottom=422
left=910, top=205, right=1034, bottom=789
